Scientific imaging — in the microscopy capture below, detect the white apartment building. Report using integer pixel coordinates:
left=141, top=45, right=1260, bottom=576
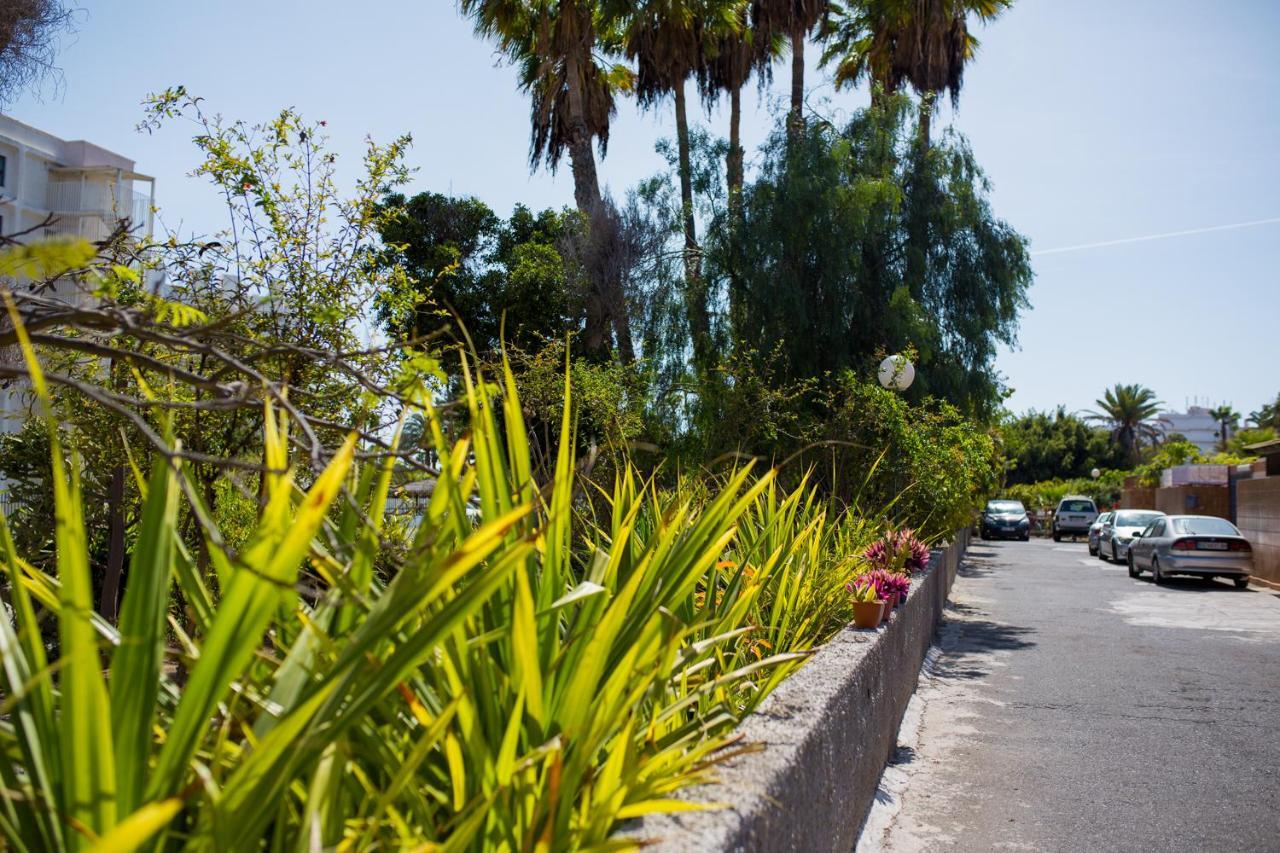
left=1155, top=406, right=1228, bottom=455
left=0, top=113, right=154, bottom=244
left=0, top=115, right=157, bottom=436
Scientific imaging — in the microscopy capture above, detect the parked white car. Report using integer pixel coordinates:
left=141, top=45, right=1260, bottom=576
left=1098, top=509, right=1165, bottom=563
left=1127, top=515, right=1253, bottom=588
left=1052, top=496, right=1098, bottom=542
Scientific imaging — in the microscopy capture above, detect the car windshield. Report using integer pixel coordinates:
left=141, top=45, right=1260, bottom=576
left=1059, top=500, right=1095, bottom=513
left=1172, top=517, right=1239, bottom=536
left=1114, top=511, right=1162, bottom=528
left=987, top=501, right=1025, bottom=513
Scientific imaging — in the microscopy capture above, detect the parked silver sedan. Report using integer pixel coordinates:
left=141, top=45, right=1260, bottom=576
left=1098, top=509, right=1165, bottom=563
left=1087, top=512, right=1113, bottom=556
left=1127, top=515, right=1253, bottom=588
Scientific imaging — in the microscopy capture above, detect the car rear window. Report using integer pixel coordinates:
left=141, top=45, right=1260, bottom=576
left=1114, top=511, right=1162, bottom=527
left=1172, top=517, right=1239, bottom=536
left=1059, top=500, right=1095, bottom=513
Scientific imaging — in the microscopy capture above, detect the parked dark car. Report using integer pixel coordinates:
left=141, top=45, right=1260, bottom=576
left=981, top=500, right=1031, bottom=541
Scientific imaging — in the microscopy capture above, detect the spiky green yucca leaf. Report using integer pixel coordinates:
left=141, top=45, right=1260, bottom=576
left=0, top=311, right=898, bottom=851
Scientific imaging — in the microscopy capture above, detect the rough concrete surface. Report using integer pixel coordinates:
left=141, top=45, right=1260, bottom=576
left=626, top=531, right=969, bottom=852
left=863, top=538, right=1280, bottom=853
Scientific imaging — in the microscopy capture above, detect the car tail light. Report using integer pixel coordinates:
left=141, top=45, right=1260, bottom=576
left=1229, top=540, right=1252, bottom=552
left=1172, top=539, right=1196, bottom=551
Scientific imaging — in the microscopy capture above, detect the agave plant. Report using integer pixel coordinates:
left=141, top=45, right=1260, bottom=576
left=0, top=312, right=865, bottom=849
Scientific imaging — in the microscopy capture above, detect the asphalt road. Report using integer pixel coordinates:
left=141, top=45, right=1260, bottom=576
left=861, top=536, right=1280, bottom=852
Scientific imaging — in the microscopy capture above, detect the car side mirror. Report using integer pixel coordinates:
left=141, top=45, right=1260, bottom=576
left=1132, top=531, right=1142, bottom=538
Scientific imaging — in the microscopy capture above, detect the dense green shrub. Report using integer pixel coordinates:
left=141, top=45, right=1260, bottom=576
left=0, top=341, right=893, bottom=851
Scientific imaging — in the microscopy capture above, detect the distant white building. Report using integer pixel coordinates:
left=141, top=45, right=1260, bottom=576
left=1155, top=406, right=1227, bottom=454
left=0, top=114, right=154, bottom=244
left=0, top=115, right=158, bottom=435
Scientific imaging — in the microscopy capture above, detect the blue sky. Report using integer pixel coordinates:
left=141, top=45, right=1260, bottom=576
left=7, top=0, right=1279, bottom=419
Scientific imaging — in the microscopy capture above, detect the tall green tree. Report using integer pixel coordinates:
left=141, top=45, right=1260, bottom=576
left=1249, top=393, right=1279, bottom=431
left=756, top=0, right=828, bottom=138
left=459, top=0, right=633, bottom=359
left=376, top=192, right=581, bottom=356
left=999, top=407, right=1124, bottom=485
left=1208, top=404, right=1240, bottom=451
left=820, top=0, right=1013, bottom=144
left=720, top=96, right=1029, bottom=417
left=1088, top=383, right=1163, bottom=465
left=618, top=0, right=743, bottom=372
left=699, top=1, right=777, bottom=218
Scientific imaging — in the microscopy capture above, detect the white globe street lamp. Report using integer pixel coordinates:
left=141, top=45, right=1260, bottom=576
left=878, top=354, right=915, bottom=391
left=1090, top=468, right=1101, bottom=480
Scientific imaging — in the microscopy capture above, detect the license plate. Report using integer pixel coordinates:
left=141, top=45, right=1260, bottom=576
left=1197, top=541, right=1228, bottom=551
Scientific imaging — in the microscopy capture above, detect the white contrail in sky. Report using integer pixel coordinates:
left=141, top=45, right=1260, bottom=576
left=1031, top=216, right=1280, bottom=257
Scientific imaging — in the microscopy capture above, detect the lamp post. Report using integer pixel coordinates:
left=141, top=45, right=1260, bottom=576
left=878, top=354, right=915, bottom=392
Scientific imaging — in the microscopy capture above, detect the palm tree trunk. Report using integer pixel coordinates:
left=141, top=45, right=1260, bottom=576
left=564, top=46, right=624, bottom=360
left=727, top=83, right=744, bottom=220
left=674, top=80, right=711, bottom=370
left=727, top=81, right=745, bottom=339
left=917, top=90, right=936, bottom=148
left=787, top=27, right=805, bottom=139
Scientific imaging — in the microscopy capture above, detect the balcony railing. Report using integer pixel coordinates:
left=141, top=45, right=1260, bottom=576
left=44, top=176, right=154, bottom=240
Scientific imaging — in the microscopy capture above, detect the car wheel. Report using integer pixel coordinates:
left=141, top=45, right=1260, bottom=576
left=1234, top=577, right=1250, bottom=590
left=1111, top=543, right=1119, bottom=563
left=1088, top=542, right=1097, bottom=556
left=1097, top=544, right=1108, bottom=562
left=1128, top=552, right=1139, bottom=578
left=1021, top=533, right=1030, bottom=542
left=1152, top=556, right=1166, bottom=585
left=1052, top=531, right=1061, bottom=543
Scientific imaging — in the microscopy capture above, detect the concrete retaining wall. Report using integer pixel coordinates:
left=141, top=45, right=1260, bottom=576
left=626, top=529, right=970, bottom=852
left=1237, top=477, right=1280, bottom=586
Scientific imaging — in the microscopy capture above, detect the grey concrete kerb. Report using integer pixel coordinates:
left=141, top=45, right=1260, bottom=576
left=623, top=529, right=970, bottom=852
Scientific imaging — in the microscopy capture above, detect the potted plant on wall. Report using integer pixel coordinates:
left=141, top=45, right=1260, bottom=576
left=847, top=578, right=884, bottom=629
left=879, top=571, right=911, bottom=610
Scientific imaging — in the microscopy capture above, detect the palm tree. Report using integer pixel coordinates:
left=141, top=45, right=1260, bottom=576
left=460, top=0, right=631, bottom=358
left=1208, top=404, right=1240, bottom=451
left=820, top=0, right=1012, bottom=145
left=699, top=1, right=777, bottom=218
left=756, top=0, right=829, bottom=139
left=1088, top=383, right=1163, bottom=465
left=1249, top=393, right=1280, bottom=431
left=619, top=0, right=742, bottom=370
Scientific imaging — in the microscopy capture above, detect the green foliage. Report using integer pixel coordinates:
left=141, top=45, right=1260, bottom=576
left=0, top=344, right=899, bottom=850
left=718, top=95, right=1030, bottom=418
left=999, top=407, right=1124, bottom=485
left=377, top=193, right=583, bottom=357
left=1230, top=425, right=1277, bottom=453
left=1249, top=392, right=1280, bottom=431
left=1002, top=471, right=1125, bottom=513
left=1088, top=383, right=1162, bottom=465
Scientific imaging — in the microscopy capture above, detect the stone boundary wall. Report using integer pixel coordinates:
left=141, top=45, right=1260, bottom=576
left=1237, top=477, right=1280, bottom=586
left=624, top=528, right=971, bottom=852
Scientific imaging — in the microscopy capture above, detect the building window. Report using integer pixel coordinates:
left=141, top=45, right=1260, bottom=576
left=0, top=154, right=6, bottom=187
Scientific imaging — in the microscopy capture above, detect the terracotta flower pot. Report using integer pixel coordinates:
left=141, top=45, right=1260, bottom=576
left=852, top=600, right=882, bottom=629
left=879, top=596, right=893, bottom=624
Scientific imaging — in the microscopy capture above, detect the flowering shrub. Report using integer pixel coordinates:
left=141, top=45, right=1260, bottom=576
left=874, top=570, right=911, bottom=599
left=863, top=528, right=931, bottom=575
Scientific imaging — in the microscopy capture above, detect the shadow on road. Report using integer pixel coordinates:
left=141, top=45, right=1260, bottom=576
left=1137, top=576, right=1260, bottom=595
left=931, top=600, right=1037, bottom=682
